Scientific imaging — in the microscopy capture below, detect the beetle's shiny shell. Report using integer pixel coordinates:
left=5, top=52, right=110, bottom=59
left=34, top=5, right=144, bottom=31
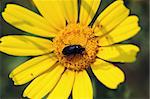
left=62, top=45, right=85, bottom=56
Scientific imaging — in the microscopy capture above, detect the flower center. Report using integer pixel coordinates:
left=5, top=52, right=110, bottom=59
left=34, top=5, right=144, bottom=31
left=53, top=24, right=98, bottom=71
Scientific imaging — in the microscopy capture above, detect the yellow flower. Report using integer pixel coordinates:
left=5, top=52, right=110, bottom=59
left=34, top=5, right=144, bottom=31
left=0, top=0, right=140, bottom=99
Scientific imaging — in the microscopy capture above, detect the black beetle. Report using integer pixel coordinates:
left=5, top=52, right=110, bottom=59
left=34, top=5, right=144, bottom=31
left=62, top=45, right=85, bottom=56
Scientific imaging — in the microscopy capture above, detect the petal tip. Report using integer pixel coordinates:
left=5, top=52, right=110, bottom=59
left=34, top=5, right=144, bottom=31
left=138, top=26, right=141, bottom=32
left=9, top=73, right=13, bottom=78
left=108, top=79, right=125, bottom=89
left=23, top=92, right=27, bottom=98
left=1, top=12, right=5, bottom=18
left=12, top=76, right=22, bottom=85
left=14, top=82, right=19, bottom=85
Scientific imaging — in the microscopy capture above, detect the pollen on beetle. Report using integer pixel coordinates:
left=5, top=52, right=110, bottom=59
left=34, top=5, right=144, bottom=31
left=53, top=24, right=99, bottom=71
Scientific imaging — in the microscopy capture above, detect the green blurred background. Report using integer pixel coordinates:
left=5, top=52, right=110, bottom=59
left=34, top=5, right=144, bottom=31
left=0, top=0, right=149, bottom=99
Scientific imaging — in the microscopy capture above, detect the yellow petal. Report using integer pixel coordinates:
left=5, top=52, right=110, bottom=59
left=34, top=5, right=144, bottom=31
left=98, top=16, right=141, bottom=46
left=9, top=54, right=57, bottom=85
left=47, top=70, right=75, bottom=99
left=33, top=0, right=66, bottom=31
left=91, top=59, right=125, bottom=89
left=97, top=44, right=140, bottom=63
left=80, top=0, right=100, bottom=26
left=59, top=0, right=78, bottom=24
left=23, top=64, right=65, bottom=98
left=0, top=35, right=53, bottom=56
left=94, top=0, right=129, bottom=36
left=73, top=70, right=93, bottom=99
left=2, top=4, right=57, bottom=37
